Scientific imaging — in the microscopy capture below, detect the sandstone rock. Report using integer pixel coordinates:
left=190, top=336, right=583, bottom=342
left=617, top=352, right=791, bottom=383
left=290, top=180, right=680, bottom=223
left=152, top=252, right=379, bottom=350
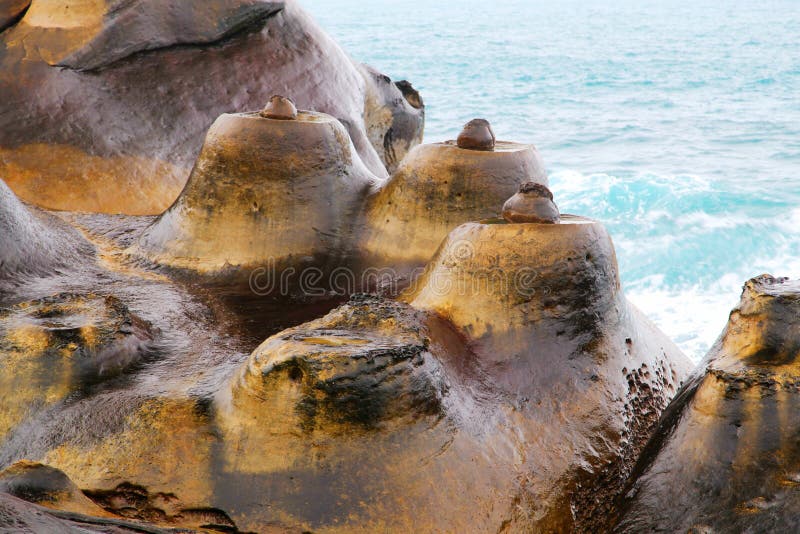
left=0, top=0, right=424, bottom=214
left=614, top=275, right=800, bottom=533
left=0, top=178, right=93, bottom=278
left=0, top=491, right=182, bottom=533
left=1, top=208, right=691, bottom=532
left=456, top=118, right=495, bottom=151
left=134, top=109, right=377, bottom=275
left=358, top=133, right=548, bottom=268
left=399, top=213, right=693, bottom=531
left=359, top=64, right=425, bottom=174
left=0, top=293, right=155, bottom=437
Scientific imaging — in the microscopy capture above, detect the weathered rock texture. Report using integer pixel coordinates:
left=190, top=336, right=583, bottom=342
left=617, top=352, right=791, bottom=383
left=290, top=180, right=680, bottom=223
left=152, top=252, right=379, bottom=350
left=0, top=0, right=423, bottom=215
left=0, top=292, right=155, bottom=437
left=134, top=110, right=376, bottom=274
left=0, top=168, right=694, bottom=532
left=0, top=178, right=93, bottom=278
left=614, top=275, right=800, bottom=533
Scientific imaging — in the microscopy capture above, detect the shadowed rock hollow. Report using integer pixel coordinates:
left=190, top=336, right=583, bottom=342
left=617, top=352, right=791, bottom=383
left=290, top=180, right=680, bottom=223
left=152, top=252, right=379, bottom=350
left=0, top=0, right=424, bottom=215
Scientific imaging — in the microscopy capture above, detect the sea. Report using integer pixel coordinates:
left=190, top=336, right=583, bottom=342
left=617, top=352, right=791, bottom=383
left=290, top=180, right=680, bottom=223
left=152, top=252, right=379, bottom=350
left=304, top=0, right=800, bottom=362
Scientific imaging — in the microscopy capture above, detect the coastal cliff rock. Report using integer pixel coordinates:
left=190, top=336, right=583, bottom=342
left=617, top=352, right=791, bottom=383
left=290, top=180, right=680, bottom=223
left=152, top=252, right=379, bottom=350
left=0, top=0, right=424, bottom=215
left=614, top=275, right=800, bottom=533
left=134, top=109, right=377, bottom=275
left=359, top=128, right=548, bottom=268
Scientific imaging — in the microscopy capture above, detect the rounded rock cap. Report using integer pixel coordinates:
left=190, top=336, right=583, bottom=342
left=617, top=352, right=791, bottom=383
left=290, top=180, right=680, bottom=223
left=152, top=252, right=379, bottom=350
left=457, top=118, right=495, bottom=151
left=260, top=95, right=298, bottom=120
left=502, top=182, right=560, bottom=223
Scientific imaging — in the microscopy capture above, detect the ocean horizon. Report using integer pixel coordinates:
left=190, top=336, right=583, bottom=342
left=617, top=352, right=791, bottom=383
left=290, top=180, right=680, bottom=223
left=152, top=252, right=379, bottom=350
left=305, top=0, right=800, bottom=361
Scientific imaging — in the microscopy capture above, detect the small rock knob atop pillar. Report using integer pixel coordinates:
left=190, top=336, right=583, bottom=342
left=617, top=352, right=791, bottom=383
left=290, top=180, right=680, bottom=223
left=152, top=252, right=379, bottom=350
left=457, top=118, right=495, bottom=151
left=260, top=95, right=298, bottom=120
left=501, top=182, right=560, bottom=224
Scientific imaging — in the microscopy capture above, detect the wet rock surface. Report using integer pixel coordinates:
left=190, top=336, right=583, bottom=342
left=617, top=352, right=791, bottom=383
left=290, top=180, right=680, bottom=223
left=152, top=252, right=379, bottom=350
left=0, top=178, right=94, bottom=278
left=0, top=0, right=424, bottom=214
left=614, top=275, right=800, bottom=533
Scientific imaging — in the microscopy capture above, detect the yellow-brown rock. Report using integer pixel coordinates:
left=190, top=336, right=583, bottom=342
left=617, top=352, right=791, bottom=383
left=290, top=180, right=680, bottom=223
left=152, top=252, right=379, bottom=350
left=0, top=293, right=154, bottom=438
left=0, top=0, right=424, bottom=214
left=358, top=134, right=548, bottom=268
left=400, top=214, right=694, bottom=530
left=614, top=275, right=800, bottom=533
left=134, top=109, right=377, bottom=274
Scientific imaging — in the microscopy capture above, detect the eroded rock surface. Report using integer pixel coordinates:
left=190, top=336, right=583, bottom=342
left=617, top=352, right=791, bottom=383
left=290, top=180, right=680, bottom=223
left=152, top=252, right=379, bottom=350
left=0, top=178, right=94, bottom=278
left=0, top=0, right=424, bottom=214
left=614, top=275, right=800, bottom=533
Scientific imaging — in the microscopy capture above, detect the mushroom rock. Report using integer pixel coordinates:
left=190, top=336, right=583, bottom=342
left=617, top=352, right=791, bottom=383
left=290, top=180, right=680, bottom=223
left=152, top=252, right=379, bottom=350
left=614, top=275, right=800, bottom=533
left=0, top=178, right=93, bottom=279
left=358, top=122, right=547, bottom=270
left=133, top=107, right=378, bottom=276
left=401, top=211, right=693, bottom=529
left=0, top=0, right=424, bottom=215
left=358, top=64, right=425, bottom=174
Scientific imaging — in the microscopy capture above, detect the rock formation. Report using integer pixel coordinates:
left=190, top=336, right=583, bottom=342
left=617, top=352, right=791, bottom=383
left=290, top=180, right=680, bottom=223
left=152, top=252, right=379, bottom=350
left=502, top=181, right=561, bottom=223
left=134, top=106, right=377, bottom=275
left=614, top=275, right=800, bottom=533
left=358, top=119, right=548, bottom=269
left=0, top=0, right=424, bottom=214
left=133, top=114, right=546, bottom=293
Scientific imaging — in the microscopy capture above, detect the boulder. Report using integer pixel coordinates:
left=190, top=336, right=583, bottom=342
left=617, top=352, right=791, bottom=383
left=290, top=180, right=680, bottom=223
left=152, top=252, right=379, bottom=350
left=614, top=275, right=800, bottom=533
left=0, top=0, right=424, bottom=214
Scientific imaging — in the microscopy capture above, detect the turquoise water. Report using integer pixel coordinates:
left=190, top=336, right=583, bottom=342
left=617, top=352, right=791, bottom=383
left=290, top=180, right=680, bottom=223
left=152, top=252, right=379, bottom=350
left=304, top=0, right=800, bottom=361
